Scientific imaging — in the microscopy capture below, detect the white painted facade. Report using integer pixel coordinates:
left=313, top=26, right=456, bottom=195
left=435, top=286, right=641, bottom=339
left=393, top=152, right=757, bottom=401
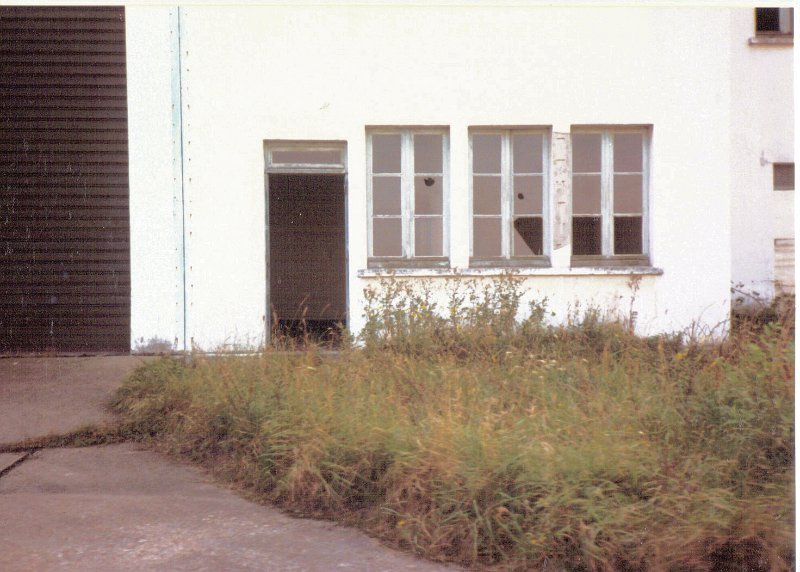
left=729, top=8, right=794, bottom=302
left=125, top=3, right=793, bottom=352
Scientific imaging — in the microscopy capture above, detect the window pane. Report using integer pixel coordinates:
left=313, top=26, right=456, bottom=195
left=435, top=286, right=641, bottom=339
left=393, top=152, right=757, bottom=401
left=774, top=163, right=795, bottom=190
left=512, top=133, right=543, bottom=173
left=573, top=217, right=601, bottom=255
left=414, top=134, right=443, bottom=173
left=614, top=216, right=643, bottom=255
left=472, top=134, right=502, bottom=174
left=613, top=174, right=643, bottom=214
left=414, top=217, right=442, bottom=256
left=414, top=176, right=443, bottom=215
left=373, top=176, right=401, bottom=215
left=756, top=7, right=781, bottom=32
left=513, top=217, right=543, bottom=256
left=572, top=133, right=601, bottom=173
left=372, top=134, right=401, bottom=173
left=573, top=174, right=601, bottom=215
left=373, top=217, right=402, bottom=257
left=272, top=149, right=341, bottom=165
left=473, top=176, right=501, bottom=215
left=614, top=133, right=642, bottom=172
left=473, top=217, right=501, bottom=257
left=513, top=175, right=543, bottom=215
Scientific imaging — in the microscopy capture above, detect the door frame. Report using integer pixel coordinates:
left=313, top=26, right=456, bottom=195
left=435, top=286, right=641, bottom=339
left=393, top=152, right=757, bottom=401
left=263, top=140, right=349, bottom=340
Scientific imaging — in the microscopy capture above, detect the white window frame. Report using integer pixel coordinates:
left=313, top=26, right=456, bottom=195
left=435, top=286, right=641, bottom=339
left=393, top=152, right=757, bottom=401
left=265, top=140, right=347, bottom=174
left=468, top=128, right=550, bottom=266
left=570, top=126, right=650, bottom=266
left=366, top=128, right=449, bottom=266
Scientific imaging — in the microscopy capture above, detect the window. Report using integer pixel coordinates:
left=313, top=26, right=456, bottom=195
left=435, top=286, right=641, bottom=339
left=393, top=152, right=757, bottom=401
left=773, top=162, right=795, bottom=190
left=755, top=7, right=793, bottom=35
left=571, top=128, right=649, bottom=264
left=470, top=129, right=548, bottom=265
left=367, top=129, right=448, bottom=265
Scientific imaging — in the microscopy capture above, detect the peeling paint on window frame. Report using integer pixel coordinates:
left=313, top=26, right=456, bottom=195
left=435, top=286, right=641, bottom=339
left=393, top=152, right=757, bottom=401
left=366, top=127, right=450, bottom=268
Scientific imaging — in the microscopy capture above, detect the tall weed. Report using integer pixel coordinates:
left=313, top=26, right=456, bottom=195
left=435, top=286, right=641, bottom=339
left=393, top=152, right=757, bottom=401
left=112, top=279, right=794, bottom=571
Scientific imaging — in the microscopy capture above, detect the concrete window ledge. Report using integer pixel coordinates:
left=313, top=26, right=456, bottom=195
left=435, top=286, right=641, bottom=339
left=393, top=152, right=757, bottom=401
left=748, top=36, right=793, bottom=46
left=357, top=266, right=664, bottom=278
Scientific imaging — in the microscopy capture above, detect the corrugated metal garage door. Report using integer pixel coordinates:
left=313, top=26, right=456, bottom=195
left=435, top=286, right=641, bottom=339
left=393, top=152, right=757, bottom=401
left=0, top=6, right=130, bottom=353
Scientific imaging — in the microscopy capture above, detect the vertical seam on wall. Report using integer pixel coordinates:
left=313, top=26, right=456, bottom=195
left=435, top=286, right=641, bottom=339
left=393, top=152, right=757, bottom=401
left=170, top=7, right=187, bottom=352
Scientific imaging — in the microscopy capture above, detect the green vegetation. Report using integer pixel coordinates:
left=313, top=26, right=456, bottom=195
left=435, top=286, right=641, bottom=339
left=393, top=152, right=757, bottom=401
left=112, top=279, right=794, bottom=571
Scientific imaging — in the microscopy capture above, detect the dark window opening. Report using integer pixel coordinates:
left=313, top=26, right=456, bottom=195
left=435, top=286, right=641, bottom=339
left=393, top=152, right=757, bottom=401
left=755, top=7, right=793, bottom=35
left=513, top=217, right=543, bottom=256
left=773, top=163, right=795, bottom=191
left=614, top=216, right=643, bottom=255
left=572, top=217, right=602, bottom=256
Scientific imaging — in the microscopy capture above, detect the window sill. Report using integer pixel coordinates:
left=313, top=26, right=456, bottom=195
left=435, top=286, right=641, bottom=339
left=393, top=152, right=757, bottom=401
left=571, top=255, right=650, bottom=268
left=357, top=266, right=663, bottom=278
left=748, top=35, right=793, bottom=46
left=469, top=257, right=551, bottom=268
left=367, top=257, right=449, bottom=270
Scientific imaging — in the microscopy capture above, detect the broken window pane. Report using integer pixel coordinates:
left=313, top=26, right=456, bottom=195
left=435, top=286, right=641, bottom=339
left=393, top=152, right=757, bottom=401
left=613, top=174, right=643, bottom=214
left=473, top=217, right=502, bottom=257
left=513, top=217, right=543, bottom=256
left=473, top=176, right=501, bottom=215
left=272, top=149, right=341, bottom=165
left=373, top=176, right=401, bottom=215
left=572, top=133, right=602, bottom=173
left=614, top=216, right=642, bottom=255
left=414, top=176, right=443, bottom=215
left=513, top=175, right=542, bottom=215
left=756, top=7, right=781, bottom=32
left=613, top=133, right=642, bottom=172
left=572, top=217, right=601, bottom=255
left=414, top=134, right=443, bottom=174
left=512, top=133, right=543, bottom=173
left=414, top=217, right=442, bottom=256
left=372, top=134, right=401, bottom=174
left=774, top=163, right=795, bottom=190
left=472, top=134, right=502, bottom=174
left=573, top=174, right=601, bottom=214
left=373, top=217, right=402, bottom=256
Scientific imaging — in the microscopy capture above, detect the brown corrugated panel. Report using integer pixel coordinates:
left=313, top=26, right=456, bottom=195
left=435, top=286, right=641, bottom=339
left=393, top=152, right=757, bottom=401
left=0, top=6, right=130, bottom=353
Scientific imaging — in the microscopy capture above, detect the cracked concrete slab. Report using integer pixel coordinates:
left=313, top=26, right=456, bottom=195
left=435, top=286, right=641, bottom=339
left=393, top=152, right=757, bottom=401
left=0, top=444, right=458, bottom=571
left=0, top=452, right=28, bottom=475
left=0, top=356, right=147, bottom=444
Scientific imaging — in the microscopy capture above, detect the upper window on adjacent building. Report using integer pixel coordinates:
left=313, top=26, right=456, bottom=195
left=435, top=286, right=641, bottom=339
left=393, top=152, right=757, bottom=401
left=367, top=129, right=448, bottom=265
left=755, top=7, right=794, bottom=36
left=571, top=128, right=649, bottom=264
left=470, top=129, right=548, bottom=265
left=773, top=163, right=795, bottom=190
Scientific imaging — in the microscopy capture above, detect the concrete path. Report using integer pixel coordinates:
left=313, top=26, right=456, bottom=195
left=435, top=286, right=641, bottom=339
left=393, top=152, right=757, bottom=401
left=0, top=357, right=457, bottom=571
left=0, top=356, right=146, bottom=443
left=0, top=444, right=452, bottom=571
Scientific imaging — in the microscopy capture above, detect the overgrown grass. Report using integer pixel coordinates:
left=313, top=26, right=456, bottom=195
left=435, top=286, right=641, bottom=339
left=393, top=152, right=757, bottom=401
left=112, top=279, right=794, bottom=571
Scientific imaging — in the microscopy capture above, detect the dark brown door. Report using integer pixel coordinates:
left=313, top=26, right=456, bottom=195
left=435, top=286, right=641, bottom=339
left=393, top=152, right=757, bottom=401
left=268, top=174, right=347, bottom=333
left=0, top=6, right=130, bottom=352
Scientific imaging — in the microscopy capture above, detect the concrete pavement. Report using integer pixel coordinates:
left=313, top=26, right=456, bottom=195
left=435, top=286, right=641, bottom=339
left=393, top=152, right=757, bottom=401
left=0, top=356, right=146, bottom=443
left=0, top=357, right=458, bottom=571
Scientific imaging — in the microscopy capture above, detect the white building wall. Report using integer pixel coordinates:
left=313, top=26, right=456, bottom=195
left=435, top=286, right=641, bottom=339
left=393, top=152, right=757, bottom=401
left=729, top=8, right=794, bottom=303
left=127, top=4, right=736, bottom=350
left=126, top=7, right=185, bottom=351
